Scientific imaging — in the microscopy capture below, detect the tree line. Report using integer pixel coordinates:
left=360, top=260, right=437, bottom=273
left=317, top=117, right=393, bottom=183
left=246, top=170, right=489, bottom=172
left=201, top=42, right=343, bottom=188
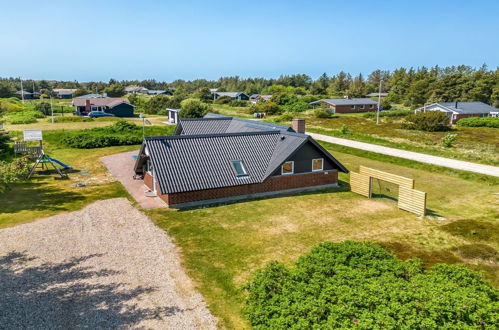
left=1, top=65, right=497, bottom=108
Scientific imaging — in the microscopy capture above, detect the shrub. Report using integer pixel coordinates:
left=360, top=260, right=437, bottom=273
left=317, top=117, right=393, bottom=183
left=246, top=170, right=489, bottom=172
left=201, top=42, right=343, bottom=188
left=180, top=98, right=211, bottom=118
left=48, top=116, right=93, bottom=123
left=314, top=107, right=333, bottom=118
left=35, top=102, right=52, bottom=115
left=403, top=111, right=451, bottom=132
left=339, top=124, right=350, bottom=134
left=456, top=116, right=499, bottom=128
left=0, top=157, right=30, bottom=193
left=271, top=113, right=294, bottom=123
left=441, top=133, right=458, bottom=148
left=229, top=99, right=248, bottom=107
left=250, top=101, right=282, bottom=116
left=281, top=100, right=310, bottom=113
left=5, top=111, right=44, bottom=124
left=213, top=96, right=233, bottom=104
left=143, top=94, right=184, bottom=114
left=245, top=241, right=498, bottom=329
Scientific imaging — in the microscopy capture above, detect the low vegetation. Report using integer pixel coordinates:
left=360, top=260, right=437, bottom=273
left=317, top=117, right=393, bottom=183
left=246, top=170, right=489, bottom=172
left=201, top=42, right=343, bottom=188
left=245, top=241, right=498, bottom=329
left=0, top=156, right=30, bottom=193
left=60, top=120, right=170, bottom=148
left=402, top=111, right=451, bottom=132
left=457, top=116, right=499, bottom=128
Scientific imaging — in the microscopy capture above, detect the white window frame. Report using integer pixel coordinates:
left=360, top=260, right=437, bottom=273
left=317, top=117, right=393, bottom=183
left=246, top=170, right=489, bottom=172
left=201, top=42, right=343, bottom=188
left=281, top=161, right=294, bottom=175
left=369, top=104, right=374, bottom=109
left=312, top=158, right=324, bottom=172
left=231, top=160, right=248, bottom=177
left=360, top=105, right=365, bottom=109
left=351, top=105, right=356, bottom=109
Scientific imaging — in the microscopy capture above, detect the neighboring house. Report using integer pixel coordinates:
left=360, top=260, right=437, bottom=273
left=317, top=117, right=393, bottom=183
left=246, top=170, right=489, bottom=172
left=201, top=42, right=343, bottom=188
left=212, top=91, right=250, bottom=101
left=147, top=90, right=172, bottom=96
left=75, top=93, right=107, bottom=98
left=125, top=86, right=149, bottom=94
left=310, top=98, right=378, bottom=113
left=415, top=101, right=499, bottom=124
left=133, top=113, right=348, bottom=208
left=72, top=98, right=135, bottom=117
left=53, top=88, right=77, bottom=99
left=366, top=92, right=388, bottom=98
left=249, top=94, right=272, bottom=104
left=15, top=90, right=38, bottom=99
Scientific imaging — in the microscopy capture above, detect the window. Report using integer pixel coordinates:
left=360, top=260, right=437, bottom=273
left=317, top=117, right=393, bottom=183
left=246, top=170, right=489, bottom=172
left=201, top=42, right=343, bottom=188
left=369, top=104, right=374, bottom=109
left=231, top=160, right=248, bottom=177
left=360, top=105, right=365, bottom=109
left=281, top=161, right=294, bottom=175
left=312, top=158, right=323, bottom=172
left=351, top=105, right=356, bottom=109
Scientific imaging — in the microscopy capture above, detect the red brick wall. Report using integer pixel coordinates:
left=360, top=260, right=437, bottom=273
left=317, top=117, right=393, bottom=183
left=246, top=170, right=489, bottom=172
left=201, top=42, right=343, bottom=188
left=144, top=172, right=153, bottom=190
left=158, top=170, right=338, bottom=206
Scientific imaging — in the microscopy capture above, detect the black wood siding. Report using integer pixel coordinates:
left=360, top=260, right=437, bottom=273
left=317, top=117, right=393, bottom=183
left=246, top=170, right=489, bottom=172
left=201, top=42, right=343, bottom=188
left=271, top=141, right=336, bottom=176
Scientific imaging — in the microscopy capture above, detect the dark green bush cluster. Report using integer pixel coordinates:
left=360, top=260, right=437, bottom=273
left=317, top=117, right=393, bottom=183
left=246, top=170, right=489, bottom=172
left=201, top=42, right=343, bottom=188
left=245, top=241, right=498, bottom=329
left=5, top=111, right=45, bottom=124
left=362, top=109, right=412, bottom=118
left=249, top=101, right=282, bottom=115
left=214, top=96, right=233, bottom=104
left=229, top=99, right=248, bottom=107
left=314, top=107, right=333, bottom=118
left=48, top=116, right=93, bottom=123
left=456, top=116, right=499, bottom=128
left=402, top=111, right=450, bottom=131
left=62, top=120, right=145, bottom=148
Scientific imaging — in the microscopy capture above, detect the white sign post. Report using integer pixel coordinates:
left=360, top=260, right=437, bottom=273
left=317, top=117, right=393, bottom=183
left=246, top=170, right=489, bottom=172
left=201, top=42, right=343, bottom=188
left=23, top=130, right=43, bottom=141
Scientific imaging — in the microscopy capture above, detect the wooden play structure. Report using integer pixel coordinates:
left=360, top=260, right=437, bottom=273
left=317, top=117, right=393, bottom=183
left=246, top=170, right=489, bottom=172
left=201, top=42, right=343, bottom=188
left=350, top=166, right=427, bottom=216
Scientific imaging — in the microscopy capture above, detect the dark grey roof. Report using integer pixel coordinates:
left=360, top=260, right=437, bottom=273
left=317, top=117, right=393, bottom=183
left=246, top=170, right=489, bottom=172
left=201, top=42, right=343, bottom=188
left=213, top=91, right=248, bottom=98
left=143, top=130, right=347, bottom=194
left=310, top=98, right=378, bottom=106
left=415, top=102, right=498, bottom=114
left=366, top=92, right=388, bottom=97
left=175, top=113, right=293, bottom=135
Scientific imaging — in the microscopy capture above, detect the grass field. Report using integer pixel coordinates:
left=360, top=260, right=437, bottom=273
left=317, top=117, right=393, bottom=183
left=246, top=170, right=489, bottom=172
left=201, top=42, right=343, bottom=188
left=211, top=104, right=498, bottom=166
left=1, top=107, right=498, bottom=329
left=147, top=143, right=499, bottom=329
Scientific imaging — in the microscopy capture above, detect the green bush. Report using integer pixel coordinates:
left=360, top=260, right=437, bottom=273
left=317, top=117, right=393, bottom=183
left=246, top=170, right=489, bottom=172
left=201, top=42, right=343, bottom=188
left=5, top=111, right=44, bottom=124
left=456, top=116, right=499, bottom=128
left=60, top=120, right=170, bottom=149
left=48, top=116, right=93, bottom=123
left=441, top=133, right=458, bottom=148
left=180, top=98, right=211, bottom=118
left=250, top=101, right=282, bottom=116
left=229, top=99, right=248, bottom=107
left=339, top=124, right=350, bottom=134
left=213, top=96, right=233, bottom=104
left=34, top=102, right=51, bottom=115
left=281, top=100, right=310, bottom=113
left=0, top=156, right=30, bottom=193
left=245, top=241, right=498, bottom=329
left=271, top=113, right=294, bottom=123
left=403, top=111, right=451, bottom=132
left=314, top=107, right=333, bottom=118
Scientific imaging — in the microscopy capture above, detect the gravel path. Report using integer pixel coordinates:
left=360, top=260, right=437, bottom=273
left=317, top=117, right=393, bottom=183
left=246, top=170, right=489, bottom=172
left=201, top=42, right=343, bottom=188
left=0, top=198, right=217, bottom=329
left=308, top=132, right=499, bottom=177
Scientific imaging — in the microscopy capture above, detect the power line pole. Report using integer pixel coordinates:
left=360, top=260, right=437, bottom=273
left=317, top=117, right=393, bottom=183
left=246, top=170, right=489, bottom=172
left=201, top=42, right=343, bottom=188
left=376, top=79, right=383, bottom=125
left=20, top=78, right=25, bottom=104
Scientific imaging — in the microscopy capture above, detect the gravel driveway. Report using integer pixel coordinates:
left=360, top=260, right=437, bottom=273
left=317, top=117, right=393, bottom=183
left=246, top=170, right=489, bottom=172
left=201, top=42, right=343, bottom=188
left=0, top=198, right=216, bottom=329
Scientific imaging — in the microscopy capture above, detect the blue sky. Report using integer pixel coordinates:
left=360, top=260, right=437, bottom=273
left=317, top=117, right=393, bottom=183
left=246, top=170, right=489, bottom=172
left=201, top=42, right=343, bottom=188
left=1, top=0, right=498, bottom=81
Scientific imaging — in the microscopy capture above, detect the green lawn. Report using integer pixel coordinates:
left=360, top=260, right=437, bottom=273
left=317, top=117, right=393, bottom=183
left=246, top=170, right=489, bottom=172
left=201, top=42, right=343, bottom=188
left=147, top=143, right=499, bottom=329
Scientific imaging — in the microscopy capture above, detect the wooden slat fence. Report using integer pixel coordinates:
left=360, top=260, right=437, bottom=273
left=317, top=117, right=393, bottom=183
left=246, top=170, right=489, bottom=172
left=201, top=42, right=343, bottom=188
left=350, top=166, right=426, bottom=216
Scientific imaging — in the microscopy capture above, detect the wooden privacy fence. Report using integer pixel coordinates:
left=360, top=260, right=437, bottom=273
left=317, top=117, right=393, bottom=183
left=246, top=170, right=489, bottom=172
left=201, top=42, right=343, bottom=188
left=350, top=166, right=427, bottom=216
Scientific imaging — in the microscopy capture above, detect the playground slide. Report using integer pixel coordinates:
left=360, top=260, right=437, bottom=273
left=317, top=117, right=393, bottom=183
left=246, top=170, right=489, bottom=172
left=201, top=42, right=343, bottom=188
left=48, top=157, right=72, bottom=169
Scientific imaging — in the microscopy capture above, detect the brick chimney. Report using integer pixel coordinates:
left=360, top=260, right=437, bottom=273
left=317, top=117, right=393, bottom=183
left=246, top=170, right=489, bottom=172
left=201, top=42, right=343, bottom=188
left=292, top=118, right=306, bottom=134
left=85, top=99, right=91, bottom=112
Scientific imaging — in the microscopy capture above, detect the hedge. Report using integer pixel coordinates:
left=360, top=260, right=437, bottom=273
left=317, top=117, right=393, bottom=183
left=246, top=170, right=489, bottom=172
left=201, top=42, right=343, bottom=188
left=245, top=241, right=498, bottom=329
left=456, top=116, right=499, bottom=128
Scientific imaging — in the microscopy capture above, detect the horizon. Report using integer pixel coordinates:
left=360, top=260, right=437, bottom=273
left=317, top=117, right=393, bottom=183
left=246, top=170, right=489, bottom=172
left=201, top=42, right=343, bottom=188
left=1, top=0, right=498, bottom=81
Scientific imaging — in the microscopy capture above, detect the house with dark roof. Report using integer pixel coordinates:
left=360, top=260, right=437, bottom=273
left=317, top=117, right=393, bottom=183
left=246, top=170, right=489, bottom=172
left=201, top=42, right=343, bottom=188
left=212, top=91, right=249, bottom=101
left=365, top=92, right=388, bottom=98
left=53, top=88, right=77, bottom=99
left=72, top=98, right=135, bottom=117
left=415, top=101, right=499, bottom=124
left=147, top=90, right=172, bottom=96
left=310, top=98, right=378, bottom=113
left=250, top=94, right=272, bottom=104
left=15, top=90, right=40, bottom=99
left=125, top=86, right=149, bottom=94
left=133, top=114, right=347, bottom=208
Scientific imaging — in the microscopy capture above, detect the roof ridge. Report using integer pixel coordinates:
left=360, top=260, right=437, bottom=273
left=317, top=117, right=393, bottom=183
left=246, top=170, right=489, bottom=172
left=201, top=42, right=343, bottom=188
left=145, top=130, right=280, bottom=141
